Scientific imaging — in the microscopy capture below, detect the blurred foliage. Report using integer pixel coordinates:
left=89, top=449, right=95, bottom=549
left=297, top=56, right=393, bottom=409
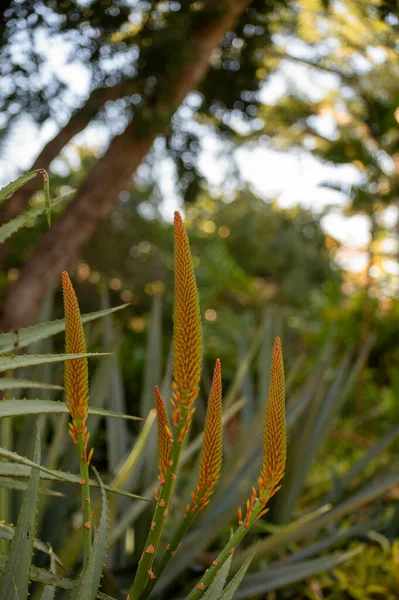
left=302, top=541, right=399, bottom=600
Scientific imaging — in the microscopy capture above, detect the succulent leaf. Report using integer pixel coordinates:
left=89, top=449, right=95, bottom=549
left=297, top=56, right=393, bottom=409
left=0, top=425, right=41, bottom=599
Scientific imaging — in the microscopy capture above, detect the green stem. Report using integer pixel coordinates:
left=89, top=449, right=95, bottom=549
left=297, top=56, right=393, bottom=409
left=185, top=501, right=263, bottom=600
left=128, top=438, right=184, bottom=600
left=77, top=433, right=91, bottom=568
left=140, top=508, right=199, bottom=600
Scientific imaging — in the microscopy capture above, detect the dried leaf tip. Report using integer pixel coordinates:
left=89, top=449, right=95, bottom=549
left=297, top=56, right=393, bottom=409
left=172, top=212, right=202, bottom=431
left=154, top=386, right=172, bottom=485
left=191, top=359, right=223, bottom=510
left=62, top=272, right=89, bottom=451
left=259, top=337, right=286, bottom=503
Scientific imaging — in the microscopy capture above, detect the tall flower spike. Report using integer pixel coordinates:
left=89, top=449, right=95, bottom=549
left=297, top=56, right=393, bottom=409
left=191, top=359, right=223, bottom=510
left=172, top=212, right=202, bottom=426
left=62, top=271, right=92, bottom=565
left=259, top=337, right=286, bottom=503
left=154, top=386, right=172, bottom=486
left=62, top=272, right=89, bottom=442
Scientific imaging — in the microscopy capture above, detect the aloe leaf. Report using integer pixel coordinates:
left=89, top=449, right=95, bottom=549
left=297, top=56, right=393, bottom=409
left=0, top=378, right=63, bottom=391
left=0, top=424, right=41, bottom=598
left=0, top=554, right=116, bottom=600
left=0, top=522, right=63, bottom=567
left=0, top=352, right=110, bottom=373
left=202, top=551, right=233, bottom=600
left=216, top=552, right=254, bottom=600
left=0, top=171, right=38, bottom=204
left=70, top=467, right=108, bottom=600
left=233, top=548, right=361, bottom=598
left=0, top=399, right=141, bottom=421
left=38, top=546, right=56, bottom=600
left=0, top=475, right=63, bottom=496
left=0, top=192, right=68, bottom=244
left=325, top=423, right=399, bottom=504
left=0, top=304, right=129, bottom=354
left=0, top=450, right=147, bottom=501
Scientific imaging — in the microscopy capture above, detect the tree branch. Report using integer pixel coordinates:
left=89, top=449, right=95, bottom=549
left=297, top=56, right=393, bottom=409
left=0, top=82, right=135, bottom=226
left=0, top=0, right=252, bottom=331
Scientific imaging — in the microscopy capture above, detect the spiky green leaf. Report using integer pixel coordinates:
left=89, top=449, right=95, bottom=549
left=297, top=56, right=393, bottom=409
left=38, top=546, right=56, bottom=600
left=0, top=304, right=129, bottom=354
left=0, top=172, right=38, bottom=204
left=0, top=451, right=147, bottom=501
left=0, top=399, right=141, bottom=421
left=0, top=353, right=109, bottom=373
left=202, top=552, right=233, bottom=600
left=0, top=192, right=68, bottom=245
left=0, top=379, right=63, bottom=391
left=216, top=552, right=254, bottom=600
left=0, top=523, right=63, bottom=566
left=0, top=555, right=116, bottom=600
left=0, top=424, right=41, bottom=598
left=233, top=549, right=361, bottom=597
left=0, top=476, right=63, bottom=497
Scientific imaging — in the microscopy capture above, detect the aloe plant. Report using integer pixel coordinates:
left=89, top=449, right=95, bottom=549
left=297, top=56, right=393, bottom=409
left=0, top=171, right=396, bottom=599
left=0, top=172, right=288, bottom=600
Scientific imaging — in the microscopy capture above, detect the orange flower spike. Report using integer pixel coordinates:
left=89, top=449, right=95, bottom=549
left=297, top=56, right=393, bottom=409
left=259, top=337, right=286, bottom=503
left=154, top=386, right=172, bottom=485
left=192, top=359, right=223, bottom=508
left=62, top=271, right=92, bottom=565
left=172, top=212, right=202, bottom=422
left=62, top=271, right=89, bottom=423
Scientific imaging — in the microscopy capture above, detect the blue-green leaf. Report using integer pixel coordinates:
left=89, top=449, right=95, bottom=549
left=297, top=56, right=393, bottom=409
left=0, top=353, right=109, bottom=373
left=0, top=192, right=69, bottom=244
left=0, top=450, right=147, bottom=501
left=0, top=172, right=38, bottom=204
left=216, top=552, right=254, bottom=600
left=0, top=424, right=41, bottom=598
left=0, top=304, right=129, bottom=353
left=0, top=379, right=63, bottom=391
left=0, top=399, right=141, bottom=421
left=202, top=547, right=233, bottom=600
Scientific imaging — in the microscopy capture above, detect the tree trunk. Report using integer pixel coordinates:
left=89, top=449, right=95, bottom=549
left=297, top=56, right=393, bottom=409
left=0, top=0, right=251, bottom=331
